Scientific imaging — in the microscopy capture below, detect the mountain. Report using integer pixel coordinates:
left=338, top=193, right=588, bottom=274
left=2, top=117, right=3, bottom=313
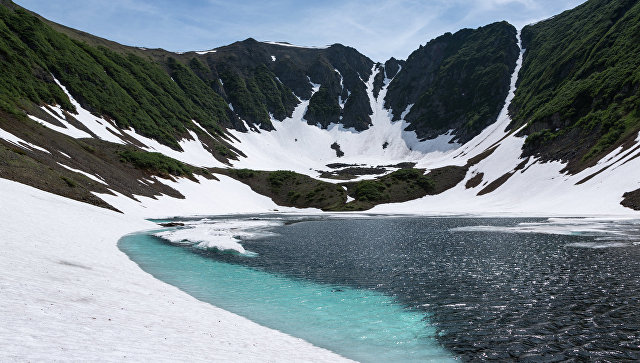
left=1, top=0, right=639, bottom=215
left=509, top=0, right=640, bottom=172
left=384, top=21, right=519, bottom=143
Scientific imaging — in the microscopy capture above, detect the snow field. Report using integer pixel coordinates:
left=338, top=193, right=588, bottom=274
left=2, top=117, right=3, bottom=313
left=0, top=178, right=350, bottom=362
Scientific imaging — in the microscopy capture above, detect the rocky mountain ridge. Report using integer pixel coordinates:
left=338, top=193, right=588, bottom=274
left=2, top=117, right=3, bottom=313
left=1, top=0, right=639, bottom=214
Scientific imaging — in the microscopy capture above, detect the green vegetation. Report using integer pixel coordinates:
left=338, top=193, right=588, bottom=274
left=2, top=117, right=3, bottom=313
left=218, top=65, right=298, bottom=129
left=341, top=168, right=436, bottom=209
left=252, top=65, right=299, bottom=120
left=385, top=21, right=519, bottom=142
left=305, top=87, right=341, bottom=127
left=353, top=180, right=386, bottom=201
left=60, top=175, right=76, bottom=188
left=118, top=149, right=193, bottom=178
left=390, top=168, right=436, bottom=190
left=267, top=170, right=297, bottom=187
left=0, top=6, right=74, bottom=117
left=0, top=5, right=231, bottom=149
left=511, top=0, right=640, bottom=168
left=232, top=168, right=256, bottom=179
left=220, top=166, right=467, bottom=212
left=167, top=57, right=229, bottom=133
left=219, top=168, right=347, bottom=210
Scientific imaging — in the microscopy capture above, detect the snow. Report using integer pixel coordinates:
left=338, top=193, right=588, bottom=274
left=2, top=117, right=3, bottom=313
left=262, top=41, right=329, bottom=49
left=227, top=65, right=459, bottom=179
left=154, top=219, right=282, bottom=255
left=121, top=128, right=227, bottom=168
left=11, top=30, right=640, bottom=219
left=195, top=49, right=217, bottom=55
left=95, top=174, right=317, bottom=219
left=271, top=55, right=276, bottom=61
left=28, top=111, right=92, bottom=139
left=370, top=32, right=640, bottom=217
left=0, top=126, right=50, bottom=154
left=5, top=27, right=640, bottom=362
left=192, top=119, right=217, bottom=140
left=0, top=178, right=349, bottom=362
left=57, top=162, right=107, bottom=185
left=29, top=78, right=226, bottom=168
left=49, top=78, right=128, bottom=144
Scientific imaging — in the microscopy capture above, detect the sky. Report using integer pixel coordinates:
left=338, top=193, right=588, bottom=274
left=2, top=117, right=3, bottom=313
left=15, top=0, right=586, bottom=61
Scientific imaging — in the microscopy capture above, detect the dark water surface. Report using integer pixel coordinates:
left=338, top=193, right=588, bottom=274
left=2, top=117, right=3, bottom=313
left=122, top=216, right=640, bottom=361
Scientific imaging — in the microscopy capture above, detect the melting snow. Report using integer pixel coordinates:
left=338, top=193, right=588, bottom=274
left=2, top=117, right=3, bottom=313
left=228, top=65, right=459, bottom=179
left=0, top=127, right=50, bottom=154
left=57, top=162, right=107, bottom=185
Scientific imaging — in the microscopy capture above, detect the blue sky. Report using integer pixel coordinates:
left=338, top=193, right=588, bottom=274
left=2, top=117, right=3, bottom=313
left=15, top=0, right=585, bottom=61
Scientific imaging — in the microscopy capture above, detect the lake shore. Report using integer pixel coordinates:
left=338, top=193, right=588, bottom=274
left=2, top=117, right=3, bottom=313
left=0, top=178, right=350, bottom=362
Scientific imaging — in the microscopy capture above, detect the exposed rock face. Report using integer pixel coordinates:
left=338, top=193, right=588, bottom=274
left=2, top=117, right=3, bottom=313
left=372, top=58, right=405, bottom=99
left=197, top=40, right=374, bottom=131
left=384, top=22, right=519, bottom=143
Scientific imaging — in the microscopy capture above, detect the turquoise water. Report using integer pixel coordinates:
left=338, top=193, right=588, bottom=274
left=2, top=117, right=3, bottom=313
left=119, top=230, right=455, bottom=362
left=123, top=216, right=640, bottom=361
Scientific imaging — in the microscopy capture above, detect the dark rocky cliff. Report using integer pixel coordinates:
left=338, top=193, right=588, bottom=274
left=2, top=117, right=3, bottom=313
left=384, top=22, right=519, bottom=143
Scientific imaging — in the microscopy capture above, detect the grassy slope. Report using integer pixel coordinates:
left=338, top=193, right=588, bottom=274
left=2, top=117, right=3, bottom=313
left=0, top=110, right=217, bottom=211
left=220, top=168, right=348, bottom=210
left=218, top=166, right=470, bottom=212
left=14, top=0, right=375, bottom=136
left=0, top=4, right=234, bottom=151
left=510, top=0, right=640, bottom=172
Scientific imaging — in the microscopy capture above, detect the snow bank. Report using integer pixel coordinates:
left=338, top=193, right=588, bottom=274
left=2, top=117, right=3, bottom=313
left=0, top=178, right=349, bottom=362
left=120, top=128, right=227, bottom=168
left=451, top=217, right=640, bottom=248
left=30, top=78, right=226, bottom=168
left=57, top=162, right=107, bottom=185
left=262, top=41, right=329, bottom=49
left=95, top=173, right=317, bottom=219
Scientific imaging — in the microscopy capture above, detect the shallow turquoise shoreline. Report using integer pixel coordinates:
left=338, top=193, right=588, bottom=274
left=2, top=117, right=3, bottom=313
left=119, top=227, right=455, bottom=362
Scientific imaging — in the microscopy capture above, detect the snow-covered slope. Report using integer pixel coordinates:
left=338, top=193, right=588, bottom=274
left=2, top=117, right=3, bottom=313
left=5, top=30, right=638, bottom=217
left=26, top=77, right=227, bottom=168
left=0, top=178, right=349, bottom=362
left=372, top=35, right=640, bottom=216
left=222, top=32, right=640, bottom=216
left=227, top=65, right=459, bottom=178
left=96, top=174, right=317, bottom=219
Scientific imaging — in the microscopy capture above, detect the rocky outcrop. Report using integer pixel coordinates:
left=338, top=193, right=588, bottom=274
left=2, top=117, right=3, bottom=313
left=384, top=22, right=519, bottom=143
